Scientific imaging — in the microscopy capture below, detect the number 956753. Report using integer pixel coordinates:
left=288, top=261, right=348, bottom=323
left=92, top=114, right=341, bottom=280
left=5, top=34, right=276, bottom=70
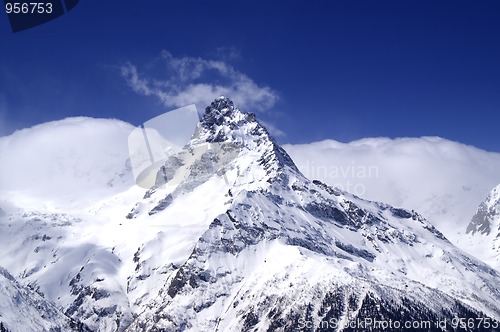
left=6, top=2, right=53, bottom=14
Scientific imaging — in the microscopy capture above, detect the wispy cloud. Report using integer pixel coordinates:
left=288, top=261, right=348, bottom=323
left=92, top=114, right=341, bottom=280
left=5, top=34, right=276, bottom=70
left=120, top=51, right=278, bottom=113
left=213, top=46, right=242, bottom=62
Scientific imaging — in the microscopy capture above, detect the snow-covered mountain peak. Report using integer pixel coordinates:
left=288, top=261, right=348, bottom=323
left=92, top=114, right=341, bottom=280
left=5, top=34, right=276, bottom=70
left=202, top=96, right=251, bottom=127
left=152, top=97, right=299, bottom=195
left=203, top=95, right=237, bottom=118
left=463, top=184, right=500, bottom=271
left=192, top=96, right=264, bottom=146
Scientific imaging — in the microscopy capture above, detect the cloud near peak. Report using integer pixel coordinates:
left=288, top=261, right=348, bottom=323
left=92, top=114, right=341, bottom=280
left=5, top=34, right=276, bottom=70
left=120, top=51, right=278, bottom=113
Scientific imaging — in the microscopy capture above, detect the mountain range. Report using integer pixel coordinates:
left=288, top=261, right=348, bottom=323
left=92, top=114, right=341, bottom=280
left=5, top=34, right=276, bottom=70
left=0, top=97, right=498, bottom=331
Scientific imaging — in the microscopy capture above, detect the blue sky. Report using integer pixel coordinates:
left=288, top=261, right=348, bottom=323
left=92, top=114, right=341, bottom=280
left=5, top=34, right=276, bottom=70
left=1, top=0, right=499, bottom=152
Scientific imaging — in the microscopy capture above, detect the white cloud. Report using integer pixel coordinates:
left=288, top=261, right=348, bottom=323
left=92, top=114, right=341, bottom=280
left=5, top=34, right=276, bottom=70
left=0, top=117, right=135, bottom=209
left=120, top=51, right=278, bottom=113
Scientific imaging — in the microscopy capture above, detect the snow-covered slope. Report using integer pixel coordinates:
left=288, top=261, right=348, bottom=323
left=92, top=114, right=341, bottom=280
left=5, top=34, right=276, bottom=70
left=0, top=266, right=89, bottom=332
left=462, top=184, right=500, bottom=270
left=283, top=137, right=500, bottom=267
left=0, top=118, right=138, bottom=331
left=0, top=98, right=499, bottom=331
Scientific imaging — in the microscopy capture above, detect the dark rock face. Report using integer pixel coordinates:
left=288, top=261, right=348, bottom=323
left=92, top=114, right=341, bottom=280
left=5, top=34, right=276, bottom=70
left=202, top=97, right=256, bottom=136
left=390, top=207, right=413, bottom=219
left=304, top=201, right=358, bottom=229
left=467, top=202, right=492, bottom=235
left=148, top=194, right=173, bottom=215
left=204, top=96, right=235, bottom=119
left=334, top=241, right=376, bottom=262
left=0, top=322, right=10, bottom=332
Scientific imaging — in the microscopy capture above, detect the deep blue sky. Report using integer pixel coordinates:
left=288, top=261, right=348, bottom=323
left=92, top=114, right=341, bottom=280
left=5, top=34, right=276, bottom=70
left=1, top=0, right=499, bottom=152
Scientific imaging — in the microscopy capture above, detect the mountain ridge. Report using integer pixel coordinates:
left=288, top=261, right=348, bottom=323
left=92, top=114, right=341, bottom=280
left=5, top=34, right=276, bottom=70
left=0, top=97, right=498, bottom=331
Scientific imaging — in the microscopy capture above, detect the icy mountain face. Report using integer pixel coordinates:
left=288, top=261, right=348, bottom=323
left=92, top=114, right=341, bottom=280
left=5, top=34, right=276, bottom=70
left=465, top=184, right=500, bottom=270
left=467, top=184, right=500, bottom=236
left=0, top=98, right=499, bottom=331
left=125, top=97, right=500, bottom=330
left=0, top=266, right=90, bottom=332
left=0, top=209, right=135, bottom=332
